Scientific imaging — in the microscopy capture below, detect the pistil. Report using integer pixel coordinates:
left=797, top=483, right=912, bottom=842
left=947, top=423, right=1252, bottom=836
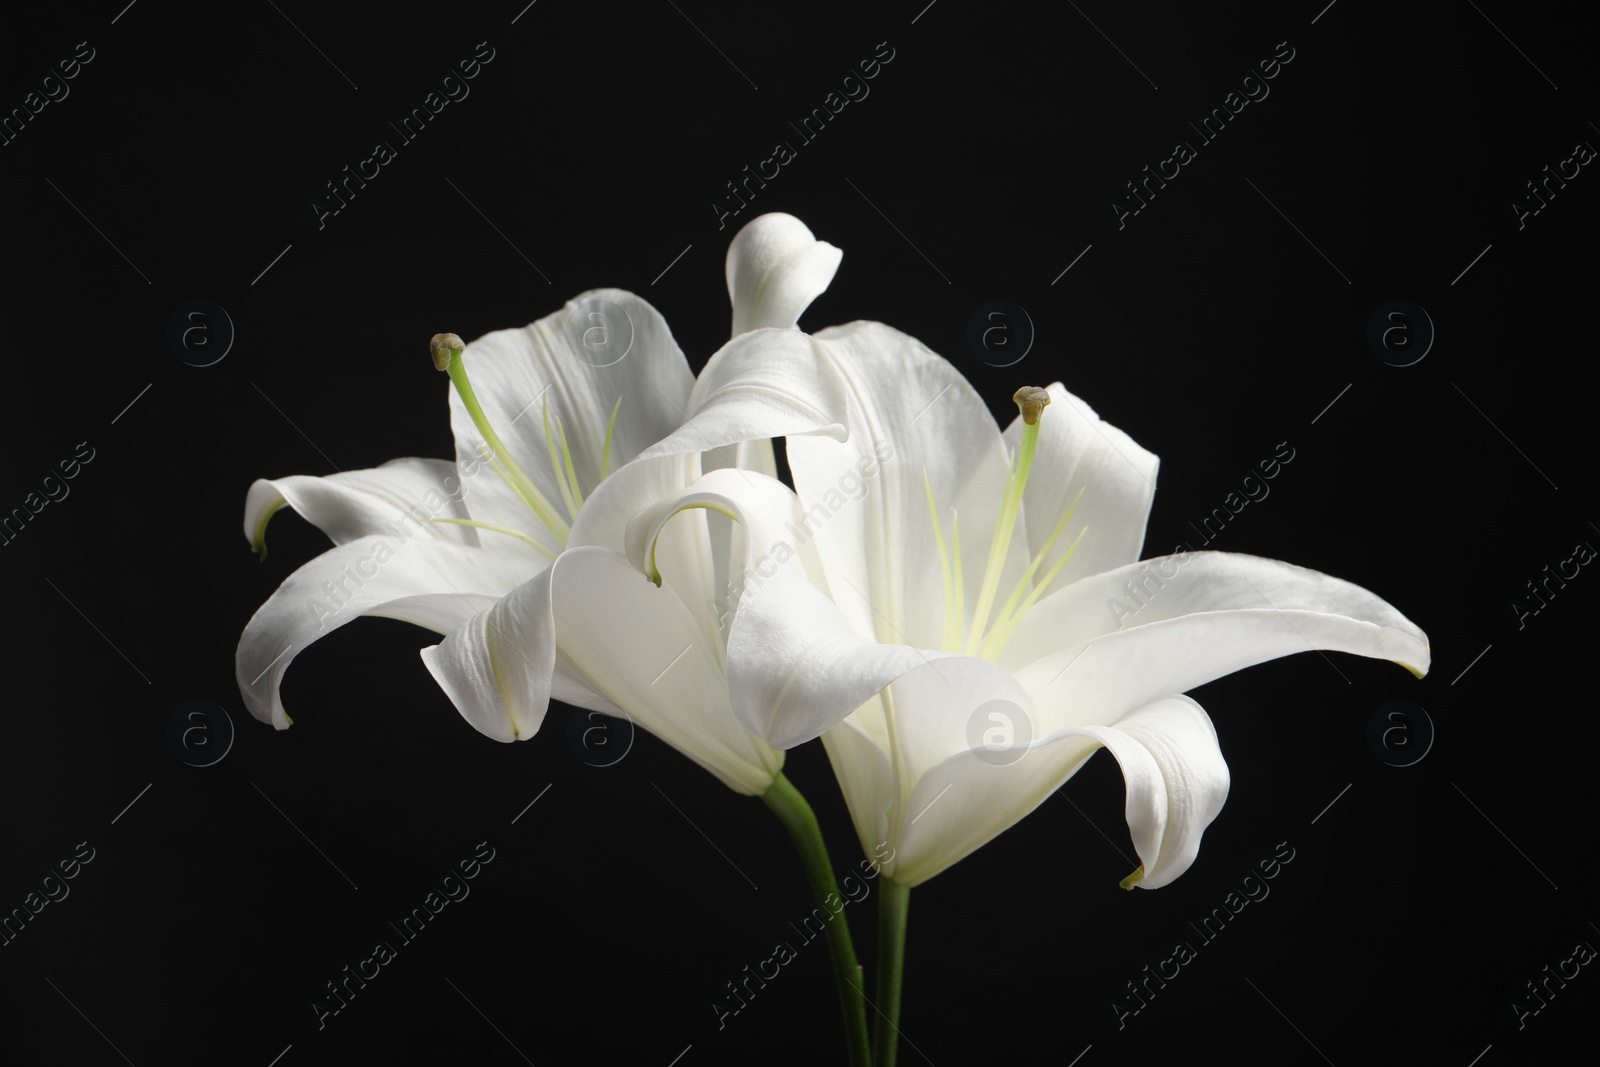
left=431, top=333, right=571, bottom=545
left=964, top=388, right=1051, bottom=656
left=923, top=386, right=1087, bottom=660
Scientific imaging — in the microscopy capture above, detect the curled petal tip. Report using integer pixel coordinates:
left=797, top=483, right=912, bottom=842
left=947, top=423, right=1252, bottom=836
left=1119, top=865, right=1145, bottom=890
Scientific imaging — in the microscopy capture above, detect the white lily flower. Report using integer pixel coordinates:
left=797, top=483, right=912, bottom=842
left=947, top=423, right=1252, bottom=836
left=667, top=322, right=1433, bottom=885
left=237, top=214, right=850, bottom=797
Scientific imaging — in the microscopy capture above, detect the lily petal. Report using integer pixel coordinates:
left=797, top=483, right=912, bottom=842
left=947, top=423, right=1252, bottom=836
left=726, top=213, right=843, bottom=335
left=852, top=654, right=1227, bottom=888
left=236, top=535, right=530, bottom=730
left=999, top=382, right=1158, bottom=580
left=573, top=324, right=849, bottom=557
left=1009, top=552, right=1431, bottom=732
left=447, top=289, right=695, bottom=537
left=729, top=566, right=951, bottom=748
left=634, top=327, right=850, bottom=465
left=568, top=548, right=783, bottom=792
left=243, top=458, right=481, bottom=558
left=847, top=655, right=1088, bottom=886
left=785, top=320, right=1028, bottom=651
left=423, top=546, right=780, bottom=790
left=418, top=563, right=560, bottom=743
left=1052, top=694, right=1229, bottom=890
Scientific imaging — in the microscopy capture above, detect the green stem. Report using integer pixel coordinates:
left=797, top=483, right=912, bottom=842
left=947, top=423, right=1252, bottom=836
left=873, top=877, right=912, bottom=1067
left=761, top=774, right=871, bottom=1067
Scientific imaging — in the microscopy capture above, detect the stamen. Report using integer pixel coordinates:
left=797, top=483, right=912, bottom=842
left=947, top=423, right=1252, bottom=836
left=923, top=469, right=958, bottom=653
left=979, top=487, right=1084, bottom=660
left=964, top=388, right=1049, bottom=655
left=950, top=508, right=964, bottom=653
left=432, top=333, right=571, bottom=544
left=425, top=518, right=557, bottom=560
left=1013, top=386, right=1050, bottom=425
left=557, top=416, right=584, bottom=511
left=983, top=524, right=1087, bottom=660
left=601, top=397, right=622, bottom=480
left=543, top=398, right=581, bottom=521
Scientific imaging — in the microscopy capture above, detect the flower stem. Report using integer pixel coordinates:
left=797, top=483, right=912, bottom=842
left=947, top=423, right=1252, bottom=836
left=760, top=774, right=871, bottom=1067
left=873, top=877, right=911, bottom=1067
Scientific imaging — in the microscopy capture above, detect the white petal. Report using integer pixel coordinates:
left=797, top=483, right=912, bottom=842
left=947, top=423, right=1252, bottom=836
left=1009, top=552, right=1431, bottom=731
left=236, top=535, right=530, bottom=730
left=730, top=568, right=950, bottom=748
left=577, top=328, right=847, bottom=563
left=819, top=703, right=895, bottom=875
left=726, top=213, right=842, bottom=335
left=568, top=453, right=702, bottom=556
left=785, top=320, right=1029, bottom=651
left=999, top=382, right=1158, bottom=582
left=243, top=458, right=482, bottom=558
left=550, top=548, right=782, bottom=794
left=447, top=289, right=695, bottom=536
left=1052, top=695, right=1230, bottom=890
left=419, top=566, right=559, bottom=743
left=840, top=655, right=1091, bottom=886
left=634, top=327, right=849, bottom=465
left=821, top=664, right=1227, bottom=889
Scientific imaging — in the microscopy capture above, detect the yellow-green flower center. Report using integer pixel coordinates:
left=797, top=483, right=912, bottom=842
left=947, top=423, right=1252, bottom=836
left=428, top=333, right=619, bottom=557
left=923, top=386, right=1086, bottom=660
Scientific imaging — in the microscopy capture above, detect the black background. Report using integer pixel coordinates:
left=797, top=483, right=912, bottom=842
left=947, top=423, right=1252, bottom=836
left=2, top=1, right=1594, bottom=1064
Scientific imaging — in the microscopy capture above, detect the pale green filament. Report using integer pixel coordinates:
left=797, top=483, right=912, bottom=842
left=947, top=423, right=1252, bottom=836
left=426, top=517, right=557, bottom=560
left=601, top=397, right=623, bottom=480
left=981, top=524, right=1087, bottom=660
left=978, top=488, right=1084, bottom=660
left=964, top=422, right=1040, bottom=656
left=922, top=391, right=1088, bottom=661
left=558, top=418, right=583, bottom=511
left=923, top=468, right=958, bottom=653
left=542, top=399, right=582, bottom=521
left=445, top=356, right=570, bottom=544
